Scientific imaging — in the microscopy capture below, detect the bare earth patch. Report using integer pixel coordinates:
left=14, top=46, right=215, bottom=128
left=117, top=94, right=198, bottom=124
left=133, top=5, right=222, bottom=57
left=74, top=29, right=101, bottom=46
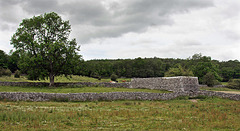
left=215, top=91, right=240, bottom=94
left=189, top=99, right=198, bottom=103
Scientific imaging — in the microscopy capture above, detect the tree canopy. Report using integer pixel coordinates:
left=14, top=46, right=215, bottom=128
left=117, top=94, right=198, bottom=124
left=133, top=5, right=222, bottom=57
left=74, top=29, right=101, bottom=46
left=11, top=12, right=82, bottom=86
left=165, top=64, right=194, bottom=77
left=0, top=50, right=8, bottom=69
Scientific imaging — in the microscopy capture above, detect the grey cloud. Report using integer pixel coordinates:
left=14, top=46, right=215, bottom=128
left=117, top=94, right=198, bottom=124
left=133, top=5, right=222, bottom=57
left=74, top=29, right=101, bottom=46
left=0, top=0, right=25, bottom=32
left=224, top=30, right=240, bottom=40
left=0, top=0, right=214, bottom=42
left=22, top=0, right=60, bottom=14
left=0, top=0, right=22, bottom=6
left=0, top=0, right=23, bottom=23
left=62, top=1, right=110, bottom=25
left=125, top=0, right=213, bottom=17
left=179, top=40, right=202, bottom=46
left=64, top=0, right=214, bottom=42
left=0, top=24, right=10, bottom=31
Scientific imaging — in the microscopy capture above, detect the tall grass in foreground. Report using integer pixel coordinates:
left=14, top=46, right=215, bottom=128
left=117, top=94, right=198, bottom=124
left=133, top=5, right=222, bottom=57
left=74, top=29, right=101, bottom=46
left=0, top=98, right=239, bottom=130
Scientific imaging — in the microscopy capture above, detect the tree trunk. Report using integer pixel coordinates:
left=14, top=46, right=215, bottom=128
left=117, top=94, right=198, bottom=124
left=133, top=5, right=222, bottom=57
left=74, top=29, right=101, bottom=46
left=49, top=73, right=54, bottom=87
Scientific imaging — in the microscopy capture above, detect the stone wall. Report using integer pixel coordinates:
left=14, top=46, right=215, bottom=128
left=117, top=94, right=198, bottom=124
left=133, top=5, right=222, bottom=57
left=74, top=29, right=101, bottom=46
left=0, top=76, right=198, bottom=92
left=1, top=76, right=239, bottom=102
left=130, top=76, right=199, bottom=92
left=0, top=91, right=239, bottom=102
left=0, top=82, right=130, bottom=88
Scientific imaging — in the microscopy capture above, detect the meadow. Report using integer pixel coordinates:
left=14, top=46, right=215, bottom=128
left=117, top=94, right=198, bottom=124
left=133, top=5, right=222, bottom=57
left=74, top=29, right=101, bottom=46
left=0, top=98, right=239, bottom=130
left=0, top=75, right=240, bottom=130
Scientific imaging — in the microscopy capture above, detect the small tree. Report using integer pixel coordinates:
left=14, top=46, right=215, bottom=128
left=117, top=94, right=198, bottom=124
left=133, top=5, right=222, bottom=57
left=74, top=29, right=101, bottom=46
left=202, top=72, right=216, bottom=87
left=14, top=70, right=21, bottom=78
left=227, top=79, right=240, bottom=90
left=0, top=68, right=12, bottom=77
left=11, top=12, right=82, bottom=86
left=111, top=73, right=118, bottom=82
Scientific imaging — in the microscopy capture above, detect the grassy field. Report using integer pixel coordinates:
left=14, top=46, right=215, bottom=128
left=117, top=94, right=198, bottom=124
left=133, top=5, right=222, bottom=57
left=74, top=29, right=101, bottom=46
left=0, top=86, right=170, bottom=93
left=0, top=75, right=131, bottom=83
left=221, top=82, right=228, bottom=86
left=0, top=76, right=239, bottom=130
left=0, top=97, right=239, bottom=130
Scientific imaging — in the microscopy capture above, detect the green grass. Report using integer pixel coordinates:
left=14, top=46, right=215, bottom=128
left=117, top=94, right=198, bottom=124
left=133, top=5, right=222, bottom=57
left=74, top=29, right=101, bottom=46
left=221, top=82, right=228, bottom=86
left=0, top=75, right=30, bottom=82
left=0, top=75, right=131, bottom=83
left=0, top=98, right=239, bottom=130
left=200, top=86, right=240, bottom=92
left=0, top=86, right=170, bottom=93
left=0, top=75, right=239, bottom=130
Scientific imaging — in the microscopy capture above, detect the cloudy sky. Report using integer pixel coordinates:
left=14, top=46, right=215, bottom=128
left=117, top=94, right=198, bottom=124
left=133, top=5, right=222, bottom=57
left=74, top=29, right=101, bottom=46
left=0, top=0, right=239, bottom=61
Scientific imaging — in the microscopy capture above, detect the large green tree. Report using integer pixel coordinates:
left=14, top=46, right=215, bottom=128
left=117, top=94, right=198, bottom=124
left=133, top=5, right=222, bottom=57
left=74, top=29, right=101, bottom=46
left=11, top=12, right=82, bottom=86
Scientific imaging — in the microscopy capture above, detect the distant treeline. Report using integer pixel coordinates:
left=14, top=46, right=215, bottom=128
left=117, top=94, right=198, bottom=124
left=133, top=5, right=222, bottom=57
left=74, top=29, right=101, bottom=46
left=75, top=54, right=240, bottom=83
left=1, top=49, right=240, bottom=84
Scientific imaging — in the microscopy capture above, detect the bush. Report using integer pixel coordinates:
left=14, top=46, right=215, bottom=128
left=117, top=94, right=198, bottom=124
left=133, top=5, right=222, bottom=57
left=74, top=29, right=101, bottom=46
left=227, top=79, right=240, bottom=90
left=90, top=72, right=101, bottom=80
left=14, top=70, right=21, bottom=78
left=202, top=72, right=216, bottom=87
left=27, top=70, right=40, bottom=80
left=0, top=68, right=12, bottom=77
left=111, top=73, right=118, bottom=82
left=97, top=76, right=101, bottom=80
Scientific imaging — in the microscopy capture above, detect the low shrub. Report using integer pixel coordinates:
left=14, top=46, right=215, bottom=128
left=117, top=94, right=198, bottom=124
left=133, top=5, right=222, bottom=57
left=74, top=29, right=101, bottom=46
left=14, top=70, right=21, bottom=78
left=111, top=73, right=118, bottom=82
left=0, top=68, right=12, bottom=77
left=202, top=72, right=216, bottom=87
left=227, top=79, right=240, bottom=90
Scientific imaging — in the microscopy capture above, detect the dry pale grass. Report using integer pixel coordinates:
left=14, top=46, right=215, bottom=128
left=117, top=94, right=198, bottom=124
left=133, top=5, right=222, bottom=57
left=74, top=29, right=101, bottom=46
left=215, top=91, right=240, bottom=94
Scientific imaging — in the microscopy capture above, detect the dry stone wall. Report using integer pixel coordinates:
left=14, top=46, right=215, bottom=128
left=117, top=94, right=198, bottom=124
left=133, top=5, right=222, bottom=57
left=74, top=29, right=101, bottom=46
left=0, top=91, right=239, bottom=102
left=130, top=76, right=199, bottom=92
left=0, top=82, right=129, bottom=88
left=0, top=76, right=198, bottom=92
left=1, top=76, right=239, bottom=101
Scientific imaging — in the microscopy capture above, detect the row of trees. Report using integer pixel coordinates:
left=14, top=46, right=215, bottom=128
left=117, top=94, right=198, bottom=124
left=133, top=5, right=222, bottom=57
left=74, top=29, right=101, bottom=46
left=2, top=47, right=240, bottom=86
left=74, top=54, right=240, bottom=85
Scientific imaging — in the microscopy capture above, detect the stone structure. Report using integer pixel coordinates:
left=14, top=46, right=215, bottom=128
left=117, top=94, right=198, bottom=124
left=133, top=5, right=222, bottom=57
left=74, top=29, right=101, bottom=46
left=0, top=82, right=129, bottom=88
left=130, top=76, right=199, bottom=92
left=0, top=76, right=239, bottom=101
left=0, top=76, right=198, bottom=92
left=0, top=91, right=239, bottom=102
